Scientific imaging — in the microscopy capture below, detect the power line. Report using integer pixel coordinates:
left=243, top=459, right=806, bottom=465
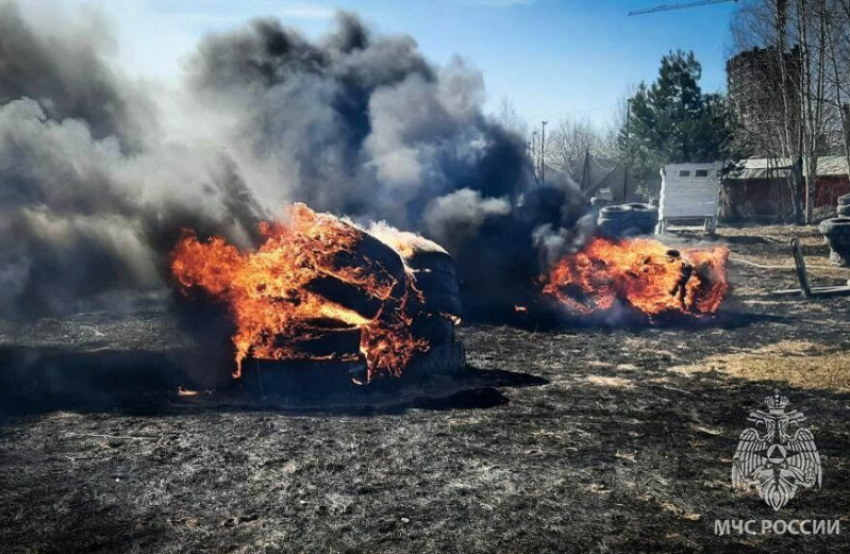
left=628, top=0, right=737, bottom=16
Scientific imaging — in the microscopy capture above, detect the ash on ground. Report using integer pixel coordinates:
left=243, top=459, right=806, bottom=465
left=2, top=225, right=850, bottom=554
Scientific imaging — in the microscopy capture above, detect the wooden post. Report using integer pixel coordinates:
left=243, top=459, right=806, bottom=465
left=791, top=238, right=813, bottom=298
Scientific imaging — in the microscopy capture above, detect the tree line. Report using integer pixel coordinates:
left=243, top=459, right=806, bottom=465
left=498, top=0, right=850, bottom=224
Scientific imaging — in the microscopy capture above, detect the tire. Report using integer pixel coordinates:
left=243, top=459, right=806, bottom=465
left=626, top=203, right=658, bottom=218
left=636, top=220, right=658, bottom=235
left=627, top=213, right=659, bottom=226
left=406, top=251, right=462, bottom=319
left=838, top=194, right=850, bottom=206
left=837, top=204, right=850, bottom=217
left=600, top=205, right=633, bottom=219
left=419, top=291, right=462, bottom=318
left=621, top=223, right=652, bottom=237
left=597, top=218, right=624, bottom=237
left=819, top=217, right=850, bottom=235
left=338, top=231, right=406, bottom=283
left=629, top=214, right=658, bottom=222
left=597, top=217, right=622, bottom=228
left=412, top=271, right=460, bottom=297
left=600, top=215, right=656, bottom=237
left=305, top=276, right=384, bottom=319
left=405, top=251, right=457, bottom=275
left=407, top=342, right=467, bottom=375
left=410, top=315, right=455, bottom=344
left=284, top=326, right=362, bottom=358
left=306, top=228, right=408, bottom=319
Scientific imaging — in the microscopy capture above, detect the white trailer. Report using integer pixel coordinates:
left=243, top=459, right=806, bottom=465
left=657, top=162, right=723, bottom=234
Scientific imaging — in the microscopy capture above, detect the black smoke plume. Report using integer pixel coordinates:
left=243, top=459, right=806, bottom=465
left=0, top=2, right=590, bottom=322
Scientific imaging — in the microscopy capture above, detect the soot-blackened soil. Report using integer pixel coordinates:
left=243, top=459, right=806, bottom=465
left=2, top=224, right=850, bottom=554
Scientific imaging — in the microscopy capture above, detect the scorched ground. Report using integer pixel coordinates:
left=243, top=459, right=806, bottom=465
left=2, top=225, right=850, bottom=554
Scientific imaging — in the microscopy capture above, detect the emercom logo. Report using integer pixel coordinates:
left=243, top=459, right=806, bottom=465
left=714, top=391, right=838, bottom=537
left=731, top=390, right=822, bottom=511
left=715, top=519, right=840, bottom=536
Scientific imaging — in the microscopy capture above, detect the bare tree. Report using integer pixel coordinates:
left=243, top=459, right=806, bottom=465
left=496, top=95, right=528, bottom=138
left=544, top=116, right=616, bottom=184
left=822, top=0, right=850, bottom=175
left=731, top=0, right=848, bottom=223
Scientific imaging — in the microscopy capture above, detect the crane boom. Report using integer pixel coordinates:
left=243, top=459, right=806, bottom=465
left=629, top=0, right=736, bottom=16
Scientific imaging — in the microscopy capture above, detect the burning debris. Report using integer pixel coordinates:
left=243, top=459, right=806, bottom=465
left=1, top=1, right=734, bottom=392
left=539, top=237, right=729, bottom=318
left=172, top=204, right=463, bottom=382
left=0, top=2, right=595, bottom=329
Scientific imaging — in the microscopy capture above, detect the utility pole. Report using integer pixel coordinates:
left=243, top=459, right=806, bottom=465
left=531, top=131, right=538, bottom=183
left=843, top=104, right=850, bottom=172
left=581, top=149, right=591, bottom=192
left=541, top=120, right=548, bottom=185
left=624, top=99, right=632, bottom=202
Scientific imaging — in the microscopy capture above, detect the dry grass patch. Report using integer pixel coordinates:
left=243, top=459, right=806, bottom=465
left=584, top=375, right=636, bottom=389
left=670, top=340, right=850, bottom=391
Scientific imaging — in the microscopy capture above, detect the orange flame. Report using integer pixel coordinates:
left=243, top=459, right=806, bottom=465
left=171, top=204, right=428, bottom=381
left=541, top=237, right=729, bottom=317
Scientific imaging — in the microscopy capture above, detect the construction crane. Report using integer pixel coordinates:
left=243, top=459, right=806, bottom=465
left=629, top=0, right=737, bottom=16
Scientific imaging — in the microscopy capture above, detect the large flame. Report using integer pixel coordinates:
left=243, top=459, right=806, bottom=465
left=171, top=204, right=428, bottom=380
left=541, top=237, right=729, bottom=317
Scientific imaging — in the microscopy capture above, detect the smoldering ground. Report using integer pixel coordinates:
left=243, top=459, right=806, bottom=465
left=0, top=1, right=591, bottom=322
left=3, top=225, right=850, bottom=554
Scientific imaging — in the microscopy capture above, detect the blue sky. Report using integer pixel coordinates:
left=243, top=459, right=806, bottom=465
left=25, top=0, right=738, bottom=128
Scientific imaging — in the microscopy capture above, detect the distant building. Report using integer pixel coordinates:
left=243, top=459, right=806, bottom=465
left=721, top=156, right=850, bottom=220
left=727, top=47, right=801, bottom=155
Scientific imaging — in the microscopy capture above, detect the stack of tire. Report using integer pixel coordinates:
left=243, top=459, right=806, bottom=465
left=597, top=203, right=659, bottom=238
left=839, top=193, right=850, bottom=217
left=820, top=193, right=850, bottom=267
left=285, top=242, right=467, bottom=380
left=194, top=228, right=467, bottom=389
left=404, top=250, right=467, bottom=376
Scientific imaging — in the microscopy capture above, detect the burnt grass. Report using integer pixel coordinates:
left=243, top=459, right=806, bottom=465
left=2, top=225, right=850, bottom=554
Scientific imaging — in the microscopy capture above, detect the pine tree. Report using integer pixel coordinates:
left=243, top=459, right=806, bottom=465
left=620, top=50, right=735, bottom=197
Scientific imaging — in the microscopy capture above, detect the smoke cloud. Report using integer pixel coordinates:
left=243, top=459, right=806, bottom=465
left=0, top=2, right=589, bottom=321
left=0, top=2, right=155, bottom=152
